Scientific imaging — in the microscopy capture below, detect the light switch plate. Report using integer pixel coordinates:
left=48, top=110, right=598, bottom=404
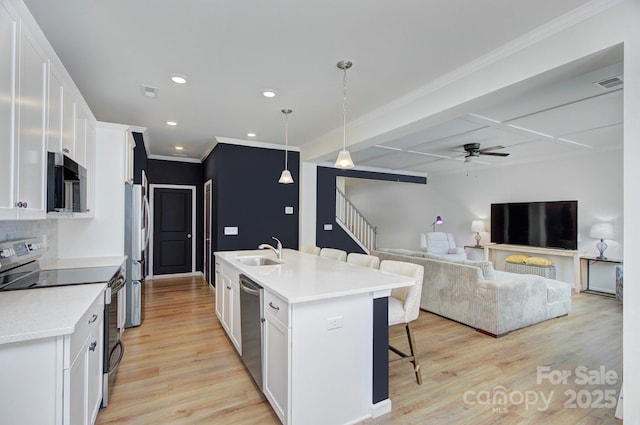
left=224, top=226, right=238, bottom=235
left=285, top=206, right=294, bottom=215
left=324, top=224, right=333, bottom=231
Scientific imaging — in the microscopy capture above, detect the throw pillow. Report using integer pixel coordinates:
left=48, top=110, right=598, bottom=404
left=525, top=256, right=554, bottom=266
left=505, top=254, right=530, bottom=264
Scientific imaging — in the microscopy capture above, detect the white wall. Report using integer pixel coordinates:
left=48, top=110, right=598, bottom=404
left=347, top=148, right=623, bottom=283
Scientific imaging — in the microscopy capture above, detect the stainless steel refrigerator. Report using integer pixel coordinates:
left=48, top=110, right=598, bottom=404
left=124, top=183, right=149, bottom=327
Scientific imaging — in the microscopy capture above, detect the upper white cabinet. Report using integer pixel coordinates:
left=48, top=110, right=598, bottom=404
left=0, top=3, right=47, bottom=220
left=47, top=69, right=63, bottom=153
left=0, top=0, right=97, bottom=220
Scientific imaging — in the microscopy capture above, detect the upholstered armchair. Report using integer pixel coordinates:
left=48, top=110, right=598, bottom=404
left=419, top=232, right=467, bottom=261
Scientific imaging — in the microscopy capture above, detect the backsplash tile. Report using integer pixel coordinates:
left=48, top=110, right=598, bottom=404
left=0, top=220, right=58, bottom=265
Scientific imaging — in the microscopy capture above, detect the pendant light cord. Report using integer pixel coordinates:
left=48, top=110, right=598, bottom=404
left=342, top=67, right=348, bottom=151
left=284, top=112, right=289, bottom=170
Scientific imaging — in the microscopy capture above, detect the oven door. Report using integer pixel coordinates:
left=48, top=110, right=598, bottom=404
left=102, top=279, right=125, bottom=407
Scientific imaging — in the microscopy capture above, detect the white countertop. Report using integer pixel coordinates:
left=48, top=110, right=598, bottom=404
left=42, top=255, right=127, bottom=270
left=215, top=249, right=414, bottom=303
left=0, top=283, right=106, bottom=345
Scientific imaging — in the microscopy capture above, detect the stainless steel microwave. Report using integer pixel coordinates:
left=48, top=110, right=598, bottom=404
left=47, top=152, right=88, bottom=213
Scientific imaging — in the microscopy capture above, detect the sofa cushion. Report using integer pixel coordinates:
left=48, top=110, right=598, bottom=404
left=525, top=256, right=554, bottom=266
left=377, top=248, right=425, bottom=258
left=388, top=297, right=405, bottom=325
left=424, top=253, right=496, bottom=280
left=505, top=254, right=530, bottom=264
left=545, top=278, right=571, bottom=303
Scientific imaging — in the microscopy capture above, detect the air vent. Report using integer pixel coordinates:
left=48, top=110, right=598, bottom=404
left=594, top=75, right=623, bottom=89
left=141, top=85, right=158, bottom=98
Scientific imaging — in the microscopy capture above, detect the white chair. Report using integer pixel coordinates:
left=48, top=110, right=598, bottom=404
left=300, top=245, right=321, bottom=255
left=346, top=253, right=380, bottom=269
left=319, top=247, right=347, bottom=262
left=419, top=232, right=466, bottom=261
left=379, top=259, right=425, bottom=384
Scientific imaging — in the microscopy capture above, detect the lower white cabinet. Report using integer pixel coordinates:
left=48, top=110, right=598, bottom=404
left=0, top=289, right=104, bottom=425
left=263, top=304, right=290, bottom=423
left=215, top=261, right=241, bottom=353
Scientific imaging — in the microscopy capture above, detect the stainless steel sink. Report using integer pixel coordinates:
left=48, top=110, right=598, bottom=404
left=236, top=256, right=282, bottom=266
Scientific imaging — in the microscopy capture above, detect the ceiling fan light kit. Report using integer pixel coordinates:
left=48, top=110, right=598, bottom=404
left=334, top=60, right=355, bottom=169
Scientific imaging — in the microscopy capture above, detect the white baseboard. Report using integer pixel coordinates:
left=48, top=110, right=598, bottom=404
left=148, top=271, right=203, bottom=280
left=371, top=399, right=392, bottom=418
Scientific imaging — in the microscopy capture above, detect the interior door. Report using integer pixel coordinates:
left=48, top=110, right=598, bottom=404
left=204, top=180, right=212, bottom=285
left=153, top=187, right=193, bottom=275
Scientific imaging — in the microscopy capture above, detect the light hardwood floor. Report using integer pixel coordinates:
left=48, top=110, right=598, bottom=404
left=95, top=276, right=622, bottom=425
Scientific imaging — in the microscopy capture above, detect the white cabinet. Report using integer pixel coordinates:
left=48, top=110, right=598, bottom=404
left=0, top=14, right=47, bottom=220
left=0, top=289, right=104, bottom=425
left=263, top=291, right=290, bottom=424
left=61, top=84, right=75, bottom=159
left=124, top=131, right=135, bottom=184
left=47, top=69, right=63, bottom=153
left=65, top=292, right=104, bottom=425
left=214, top=260, right=241, bottom=354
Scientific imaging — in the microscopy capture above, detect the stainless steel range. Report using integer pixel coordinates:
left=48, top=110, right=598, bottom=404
left=0, top=237, right=126, bottom=408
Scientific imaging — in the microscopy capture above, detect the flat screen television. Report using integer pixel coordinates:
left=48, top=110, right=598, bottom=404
left=490, top=200, right=578, bottom=250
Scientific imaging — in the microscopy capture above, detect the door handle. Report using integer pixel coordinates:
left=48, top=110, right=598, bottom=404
left=187, top=234, right=192, bottom=239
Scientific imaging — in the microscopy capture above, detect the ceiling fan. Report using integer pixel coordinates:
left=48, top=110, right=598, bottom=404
left=459, top=143, right=510, bottom=163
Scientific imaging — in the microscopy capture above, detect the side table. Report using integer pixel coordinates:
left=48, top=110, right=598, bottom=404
left=580, top=256, right=623, bottom=295
left=464, top=245, right=484, bottom=261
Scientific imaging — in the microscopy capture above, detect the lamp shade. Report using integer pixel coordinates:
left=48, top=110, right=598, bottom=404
left=471, top=220, right=486, bottom=233
left=434, top=216, right=443, bottom=225
left=589, top=222, right=614, bottom=239
left=334, top=150, right=355, bottom=169
left=278, top=169, right=294, bottom=184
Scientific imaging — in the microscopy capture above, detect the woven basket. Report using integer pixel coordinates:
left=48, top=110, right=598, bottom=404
left=505, top=261, right=556, bottom=279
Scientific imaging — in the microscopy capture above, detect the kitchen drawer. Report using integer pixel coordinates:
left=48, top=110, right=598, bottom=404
left=264, top=290, right=289, bottom=328
left=66, top=292, right=104, bottom=368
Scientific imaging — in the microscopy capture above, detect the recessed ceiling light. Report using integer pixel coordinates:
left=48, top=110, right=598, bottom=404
left=174, top=146, right=184, bottom=151
left=170, top=74, right=188, bottom=84
left=247, top=132, right=256, bottom=138
left=166, top=121, right=177, bottom=126
left=262, top=89, right=276, bottom=98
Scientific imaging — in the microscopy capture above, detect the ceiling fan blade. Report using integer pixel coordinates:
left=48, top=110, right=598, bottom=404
left=481, top=152, right=510, bottom=157
left=478, top=145, right=506, bottom=153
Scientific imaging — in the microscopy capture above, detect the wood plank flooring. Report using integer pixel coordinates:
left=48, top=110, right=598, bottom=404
left=95, top=276, right=622, bottom=425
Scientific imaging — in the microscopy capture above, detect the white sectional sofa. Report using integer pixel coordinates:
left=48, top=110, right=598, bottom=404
left=372, top=248, right=572, bottom=337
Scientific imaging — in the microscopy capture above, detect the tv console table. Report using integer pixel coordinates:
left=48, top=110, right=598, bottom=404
left=483, top=244, right=585, bottom=292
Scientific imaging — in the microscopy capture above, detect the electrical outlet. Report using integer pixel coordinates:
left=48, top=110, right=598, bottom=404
left=327, top=316, right=343, bottom=330
left=324, top=224, right=333, bottom=231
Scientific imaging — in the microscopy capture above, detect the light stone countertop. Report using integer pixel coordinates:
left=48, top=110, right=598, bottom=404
left=215, top=249, right=414, bottom=303
left=0, top=283, right=106, bottom=345
left=42, top=255, right=127, bottom=270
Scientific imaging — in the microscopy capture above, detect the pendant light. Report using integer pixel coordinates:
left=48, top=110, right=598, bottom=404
left=278, top=108, right=294, bottom=184
left=334, top=60, right=355, bottom=169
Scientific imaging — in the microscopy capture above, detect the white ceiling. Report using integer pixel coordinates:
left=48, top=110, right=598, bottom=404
left=23, top=0, right=622, bottom=173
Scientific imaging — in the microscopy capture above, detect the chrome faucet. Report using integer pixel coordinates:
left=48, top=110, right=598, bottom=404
left=258, top=236, right=283, bottom=260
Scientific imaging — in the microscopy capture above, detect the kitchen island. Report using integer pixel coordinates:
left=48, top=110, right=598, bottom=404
left=214, top=249, right=414, bottom=425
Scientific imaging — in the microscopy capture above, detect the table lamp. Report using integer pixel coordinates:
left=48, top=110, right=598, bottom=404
left=471, top=220, right=486, bottom=247
left=432, top=215, right=443, bottom=232
left=589, top=222, right=614, bottom=259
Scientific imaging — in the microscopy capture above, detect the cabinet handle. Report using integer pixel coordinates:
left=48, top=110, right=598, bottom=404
left=22, top=202, right=27, bottom=208
left=88, top=313, right=98, bottom=324
left=15, top=201, right=23, bottom=208
left=268, top=302, right=280, bottom=311
left=226, top=285, right=231, bottom=290
left=89, top=341, right=97, bottom=352
left=63, top=148, right=69, bottom=154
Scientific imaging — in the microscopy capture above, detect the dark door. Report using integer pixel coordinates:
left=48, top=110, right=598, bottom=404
left=204, top=180, right=212, bottom=285
left=153, top=187, right=193, bottom=275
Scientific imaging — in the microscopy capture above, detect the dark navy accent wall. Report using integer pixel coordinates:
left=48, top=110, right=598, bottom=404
left=131, top=132, right=148, bottom=184
left=203, top=143, right=299, bottom=253
left=146, top=159, right=204, bottom=272
left=316, top=166, right=426, bottom=253
left=372, top=296, right=389, bottom=404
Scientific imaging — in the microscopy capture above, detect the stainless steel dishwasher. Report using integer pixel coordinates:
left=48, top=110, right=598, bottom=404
left=239, top=274, right=264, bottom=390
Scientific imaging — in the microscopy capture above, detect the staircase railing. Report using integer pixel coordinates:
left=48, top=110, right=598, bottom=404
left=336, top=187, right=377, bottom=253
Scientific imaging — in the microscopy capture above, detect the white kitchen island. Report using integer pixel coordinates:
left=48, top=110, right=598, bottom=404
left=214, top=249, right=414, bottom=425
